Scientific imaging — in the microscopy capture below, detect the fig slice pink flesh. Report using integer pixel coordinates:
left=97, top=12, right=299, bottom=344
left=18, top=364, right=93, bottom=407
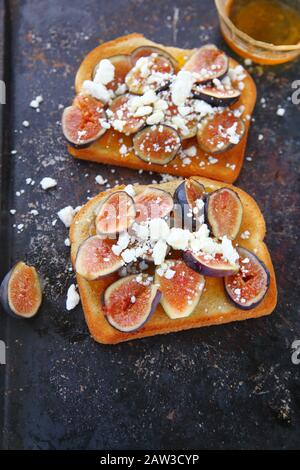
left=133, top=125, right=181, bottom=165
left=155, top=260, right=205, bottom=319
left=134, top=187, right=174, bottom=223
left=104, top=274, right=161, bottom=332
left=183, top=45, right=228, bottom=83
left=206, top=187, right=243, bottom=240
left=75, top=235, right=123, bottom=280
left=95, top=191, right=136, bottom=236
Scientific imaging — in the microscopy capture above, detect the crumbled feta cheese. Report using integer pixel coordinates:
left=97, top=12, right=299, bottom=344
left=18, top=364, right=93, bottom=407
left=57, top=206, right=75, bottom=228
left=22, top=120, right=30, bottom=127
left=119, top=144, right=128, bottom=155
left=184, top=146, right=197, bottom=157
left=66, top=284, right=80, bottom=311
left=277, top=107, right=285, bottom=117
left=134, top=105, right=153, bottom=117
left=93, top=59, right=115, bottom=85
left=167, top=227, right=191, bottom=250
left=165, top=268, right=176, bottom=280
left=149, top=218, right=170, bottom=241
left=10, top=209, right=16, bottom=215
left=81, top=80, right=110, bottom=103
left=171, top=71, right=194, bottom=107
left=64, top=238, right=71, bottom=247
left=146, top=110, right=164, bottom=125
left=95, top=175, right=108, bottom=185
left=124, top=184, right=136, bottom=197
left=240, top=230, right=251, bottom=240
left=40, top=177, right=57, bottom=190
left=152, top=240, right=168, bottom=265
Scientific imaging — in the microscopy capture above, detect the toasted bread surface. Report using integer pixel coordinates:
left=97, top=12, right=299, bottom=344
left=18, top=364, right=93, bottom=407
left=68, top=34, right=257, bottom=183
left=70, top=177, right=277, bottom=345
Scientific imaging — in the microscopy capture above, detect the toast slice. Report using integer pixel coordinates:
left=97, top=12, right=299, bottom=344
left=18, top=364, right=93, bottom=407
left=70, top=177, right=277, bottom=345
left=68, top=33, right=257, bottom=184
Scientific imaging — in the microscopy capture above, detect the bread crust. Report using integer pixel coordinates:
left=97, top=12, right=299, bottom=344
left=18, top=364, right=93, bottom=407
left=68, top=34, right=257, bottom=183
left=70, top=176, right=277, bottom=345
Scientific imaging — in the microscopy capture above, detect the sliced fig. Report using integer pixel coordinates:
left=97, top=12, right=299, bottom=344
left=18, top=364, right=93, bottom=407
left=183, top=45, right=229, bottom=83
left=174, top=178, right=206, bottom=230
left=108, top=94, right=146, bottom=135
left=206, top=188, right=243, bottom=240
left=155, top=260, right=205, bottom=319
left=62, top=95, right=107, bottom=147
left=134, top=187, right=174, bottom=223
left=162, top=91, right=198, bottom=140
left=125, top=54, right=174, bottom=95
left=0, top=262, right=42, bottom=319
left=183, top=250, right=239, bottom=278
left=193, top=84, right=241, bottom=106
left=103, top=274, right=161, bottom=332
left=133, top=125, right=181, bottom=165
left=93, top=55, right=132, bottom=93
left=224, top=247, right=270, bottom=310
left=75, top=235, right=123, bottom=280
left=131, top=46, right=178, bottom=69
left=95, top=191, right=136, bottom=236
left=197, top=110, right=245, bottom=154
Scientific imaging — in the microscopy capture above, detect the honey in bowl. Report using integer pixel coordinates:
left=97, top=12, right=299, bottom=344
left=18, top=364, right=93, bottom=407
left=228, top=0, right=300, bottom=46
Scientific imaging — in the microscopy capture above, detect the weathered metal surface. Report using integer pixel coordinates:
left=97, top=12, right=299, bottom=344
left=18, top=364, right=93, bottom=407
left=0, top=0, right=299, bottom=450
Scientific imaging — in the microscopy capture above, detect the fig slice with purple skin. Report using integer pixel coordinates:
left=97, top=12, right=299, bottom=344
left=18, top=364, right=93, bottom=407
left=75, top=235, right=124, bottom=280
left=183, top=45, right=229, bottom=83
left=206, top=187, right=243, bottom=240
left=224, top=247, right=270, bottom=310
left=92, top=55, right=132, bottom=93
left=155, top=260, right=205, bottom=319
left=133, top=125, right=181, bottom=165
left=131, top=46, right=178, bottom=69
left=108, top=94, right=146, bottom=135
left=95, top=191, right=136, bottom=236
left=174, top=178, right=206, bottom=231
left=197, top=110, right=245, bottom=154
left=134, top=187, right=174, bottom=223
left=103, top=274, right=161, bottom=332
left=62, top=95, right=108, bottom=147
left=183, top=251, right=239, bottom=278
left=125, top=54, right=174, bottom=95
left=193, top=83, right=241, bottom=107
left=0, top=262, right=42, bottom=319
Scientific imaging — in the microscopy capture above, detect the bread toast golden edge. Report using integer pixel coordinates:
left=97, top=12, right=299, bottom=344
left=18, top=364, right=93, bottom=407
left=69, top=176, right=277, bottom=345
left=68, top=33, right=257, bottom=184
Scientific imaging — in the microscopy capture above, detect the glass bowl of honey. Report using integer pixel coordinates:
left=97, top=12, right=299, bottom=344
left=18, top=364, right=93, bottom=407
left=215, top=0, right=300, bottom=64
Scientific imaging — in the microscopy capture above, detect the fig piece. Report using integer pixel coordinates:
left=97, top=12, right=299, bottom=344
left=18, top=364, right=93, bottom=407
left=0, top=262, right=42, bottom=319
left=183, top=45, right=229, bottom=83
left=103, top=274, right=161, bottom=332
left=133, top=125, right=181, bottom=165
left=197, top=110, right=245, bottom=154
left=93, top=55, right=132, bottom=93
left=75, top=235, right=123, bottom=280
left=131, top=46, right=178, bottom=69
left=134, top=187, right=174, bottom=223
left=155, top=260, right=205, bottom=319
left=108, top=94, right=146, bottom=135
left=193, top=84, right=241, bottom=106
left=62, top=95, right=107, bottom=147
left=95, top=191, right=136, bottom=236
left=206, top=187, right=243, bottom=240
left=125, top=54, right=174, bottom=95
left=183, top=251, right=239, bottom=278
left=174, top=178, right=206, bottom=231
left=224, top=247, right=270, bottom=310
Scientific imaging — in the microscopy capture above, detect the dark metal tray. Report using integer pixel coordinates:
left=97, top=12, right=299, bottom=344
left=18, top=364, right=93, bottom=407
left=0, top=0, right=300, bottom=450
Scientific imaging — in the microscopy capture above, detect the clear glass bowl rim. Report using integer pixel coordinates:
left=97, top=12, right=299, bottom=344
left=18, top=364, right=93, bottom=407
left=215, top=0, right=300, bottom=52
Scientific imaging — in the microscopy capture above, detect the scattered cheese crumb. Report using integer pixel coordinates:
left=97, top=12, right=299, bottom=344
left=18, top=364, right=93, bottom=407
left=40, top=177, right=57, bottom=190
left=66, top=284, right=80, bottom=311
left=22, top=120, right=30, bottom=127
left=277, top=107, right=285, bottom=117
left=57, top=206, right=75, bottom=228
left=95, top=175, right=108, bottom=185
